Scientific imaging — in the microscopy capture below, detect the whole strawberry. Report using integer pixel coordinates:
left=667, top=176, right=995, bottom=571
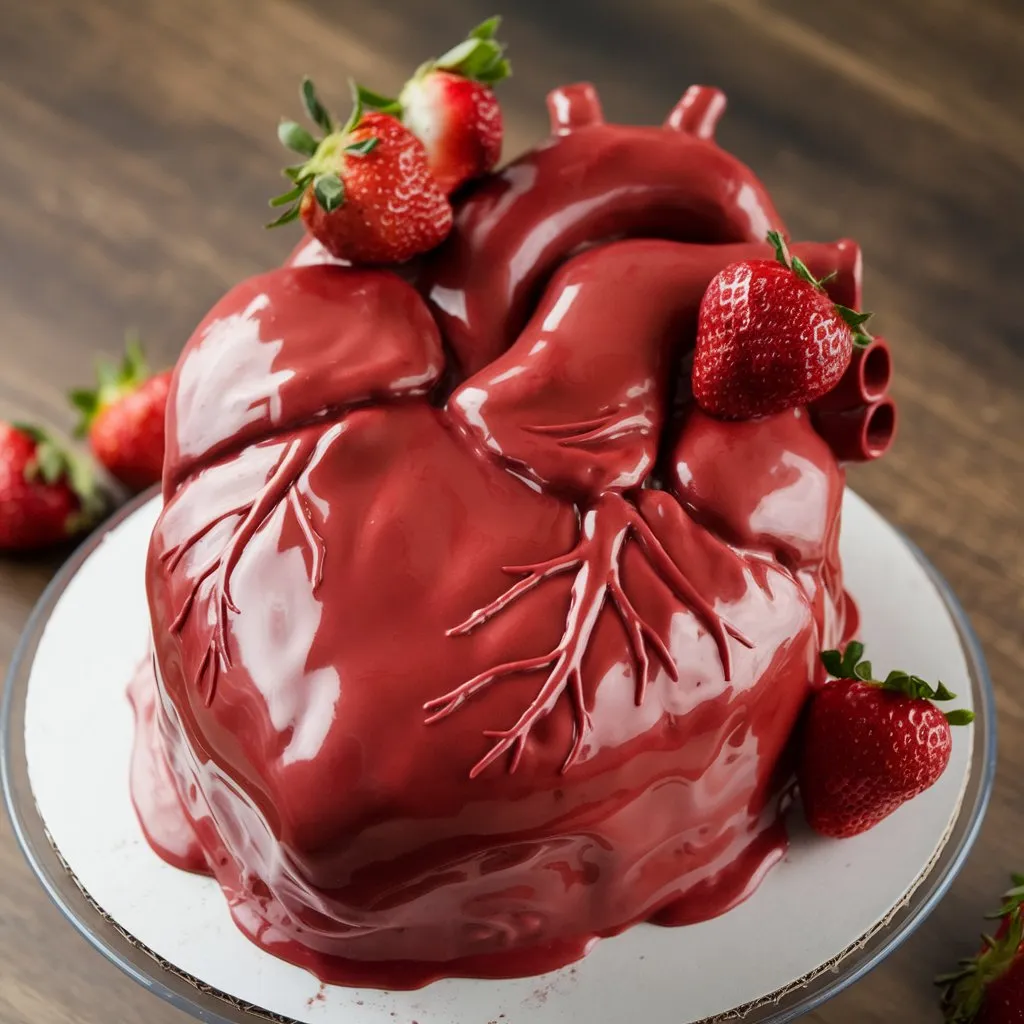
left=0, top=422, right=104, bottom=550
left=360, top=17, right=510, bottom=194
left=692, top=231, right=873, bottom=419
left=939, top=876, right=1024, bottom=1023
left=70, top=338, right=171, bottom=492
left=798, top=642, right=974, bottom=838
left=269, top=80, right=453, bottom=264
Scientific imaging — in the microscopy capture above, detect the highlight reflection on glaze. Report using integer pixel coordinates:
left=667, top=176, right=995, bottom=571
left=130, top=82, right=884, bottom=989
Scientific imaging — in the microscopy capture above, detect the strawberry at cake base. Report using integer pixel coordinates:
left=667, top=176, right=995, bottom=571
left=130, top=82, right=875, bottom=989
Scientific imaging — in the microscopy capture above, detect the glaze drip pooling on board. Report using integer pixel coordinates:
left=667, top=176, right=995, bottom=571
left=130, top=83, right=877, bottom=988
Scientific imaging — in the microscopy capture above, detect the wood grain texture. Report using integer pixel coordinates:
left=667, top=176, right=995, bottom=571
left=0, top=1, right=1021, bottom=1021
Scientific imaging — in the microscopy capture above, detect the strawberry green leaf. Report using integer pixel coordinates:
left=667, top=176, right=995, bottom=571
left=122, top=333, right=149, bottom=381
left=880, top=670, right=940, bottom=700
left=940, top=906, right=1024, bottom=1023
left=434, top=38, right=483, bottom=73
left=854, top=660, right=873, bottom=681
left=68, top=389, right=100, bottom=436
left=301, top=76, right=334, bottom=135
left=835, top=303, right=874, bottom=346
left=345, top=136, right=380, bottom=156
left=96, top=356, right=119, bottom=392
left=765, top=233, right=878, bottom=344
left=476, top=56, right=512, bottom=85
left=470, top=15, right=502, bottom=40
left=789, top=255, right=819, bottom=288
left=842, top=308, right=869, bottom=326
left=945, top=709, right=976, bottom=726
left=64, top=452, right=106, bottom=528
left=34, top=439, right=66, bottom=485
left=269, top=184, right=305, bottom=208
left=835, top=304, right=872, bottom=328
left=282, top=163, right=308, bottom=183
left=338, top=78, right=366, bottom=136
left=266, top=203, right=302, bottom=228
left=987, top=876, right=1024, bottom=921
left=13, top=422, right=107, bottom=529
left=70, top=333, right=151, bottom=436
left=432, top=19, right=510, bottom=84
left=821, top=649, right=844, bottom=677
left=821, top=642, right=974, bottom=724
left=840, top=641, right=864, bottom=677
left=877, top=670, right=965, bottom=707
left=767, top=230, right=791, bottom=269
left=278, top=120, right=318, bottom=157
left=11, top=422, right=45, bottom=443
left=355, top=84, right=402, bottom=116
left=313, top=173, right=344, bottom=212
left=768, top=231, right=824, bottom=291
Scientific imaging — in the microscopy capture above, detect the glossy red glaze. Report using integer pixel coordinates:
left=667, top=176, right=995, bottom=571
left=812, top=398, right=898, bottom=463
left=420, top=82, right=791, bottom=375
left=131, top=83, right=880, bottom=988
left=811, top=337, right=893, bottom=414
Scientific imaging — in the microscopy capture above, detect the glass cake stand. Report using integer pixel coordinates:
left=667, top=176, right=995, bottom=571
left=1, top=491, right=997, bottom=1024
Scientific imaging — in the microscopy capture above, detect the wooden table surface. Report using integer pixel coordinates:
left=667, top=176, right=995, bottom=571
left=1, top=1, right=1021, bottom=1021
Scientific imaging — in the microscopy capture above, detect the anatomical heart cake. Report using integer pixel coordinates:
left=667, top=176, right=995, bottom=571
left=129, top=21, right=973, bottom=992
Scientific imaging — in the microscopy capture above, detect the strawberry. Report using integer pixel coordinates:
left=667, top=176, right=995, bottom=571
left=797, top=642, right=974, bottom=839
left=0, top=422, right=104, bottom=550
left=692, top=231, right=874, bottom=419
left=359, top=17, right=511, bottom=194
left=269, top=80, right=452, bottom=264
left=939, top=876, right=1024, bottom=1023
left=70, top=337, right=171, bottom=492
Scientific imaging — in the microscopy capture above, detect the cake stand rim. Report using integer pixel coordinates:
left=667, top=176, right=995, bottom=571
left=0, top=487, right=998, bottom=1024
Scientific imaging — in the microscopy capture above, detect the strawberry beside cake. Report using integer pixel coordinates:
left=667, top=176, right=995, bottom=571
left=128, top=20, right=969, bottom=990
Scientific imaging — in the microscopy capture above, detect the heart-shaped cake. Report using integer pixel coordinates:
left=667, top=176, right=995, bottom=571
left=130, top=59, right=902, bottom=988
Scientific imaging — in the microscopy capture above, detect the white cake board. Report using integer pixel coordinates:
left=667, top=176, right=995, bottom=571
left=2, top=490, right=995, bottom=1024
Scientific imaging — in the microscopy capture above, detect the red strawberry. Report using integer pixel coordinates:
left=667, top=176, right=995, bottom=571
left=269, top=81, right=452, bottom=264
left=70, top=337, right=171, bottom=492
left=692, top=231, right=873, bottom=419
left=939, top=876, right=1024, bottom=1023
left=798, top=642, right=974, bottom=839
left=359, top=17, right=510, bottom=194
left=0, top=422, right=104, bottom=550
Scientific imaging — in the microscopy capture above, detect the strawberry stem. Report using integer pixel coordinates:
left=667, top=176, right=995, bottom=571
left=820, top=642, right=975, bottom=724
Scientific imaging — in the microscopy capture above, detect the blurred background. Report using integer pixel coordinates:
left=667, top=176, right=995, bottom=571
left=0, top=2, right=1022, bottom=1022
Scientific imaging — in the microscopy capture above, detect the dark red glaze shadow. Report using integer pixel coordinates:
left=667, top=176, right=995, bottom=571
left=130, top=82, right=882, bottom=989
